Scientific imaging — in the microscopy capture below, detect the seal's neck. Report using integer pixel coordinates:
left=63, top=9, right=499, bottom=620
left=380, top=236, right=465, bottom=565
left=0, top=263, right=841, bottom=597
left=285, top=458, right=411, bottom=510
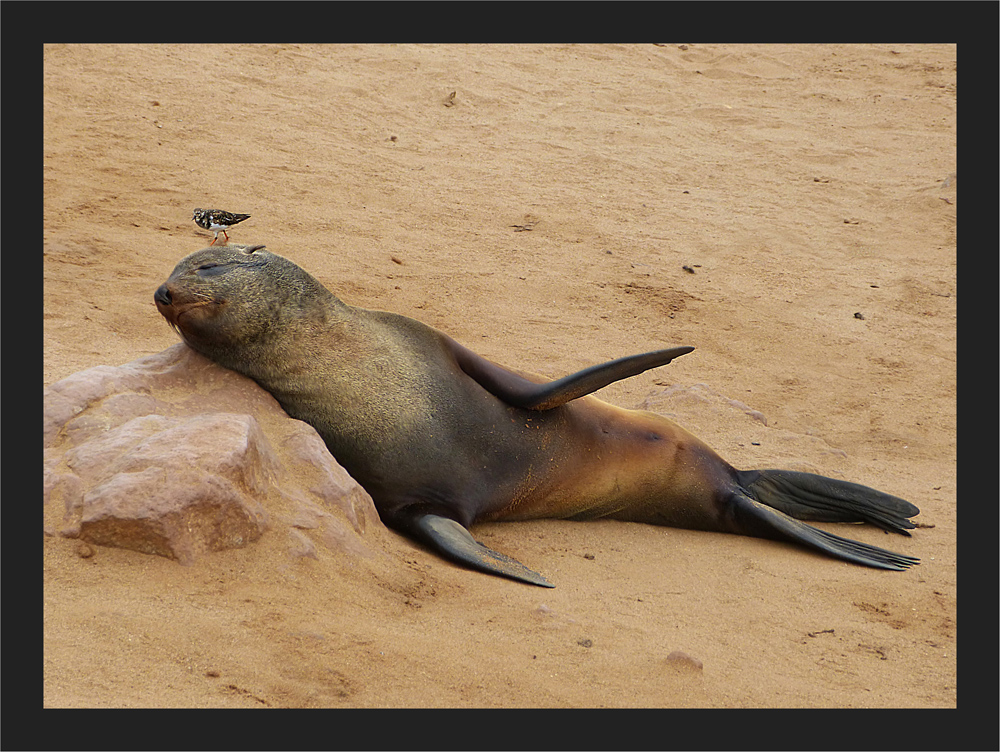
left=191, top=276, right=352, bottom=390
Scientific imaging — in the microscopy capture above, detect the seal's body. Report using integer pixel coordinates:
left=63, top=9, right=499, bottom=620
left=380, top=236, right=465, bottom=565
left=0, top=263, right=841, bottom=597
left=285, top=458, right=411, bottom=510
left=155, top=245, right=919, bottom=586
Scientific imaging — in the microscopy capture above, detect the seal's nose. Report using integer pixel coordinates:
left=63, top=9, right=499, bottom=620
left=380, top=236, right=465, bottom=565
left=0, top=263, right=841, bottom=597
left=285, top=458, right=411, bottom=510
left=154, top=284, right=172, bottom=306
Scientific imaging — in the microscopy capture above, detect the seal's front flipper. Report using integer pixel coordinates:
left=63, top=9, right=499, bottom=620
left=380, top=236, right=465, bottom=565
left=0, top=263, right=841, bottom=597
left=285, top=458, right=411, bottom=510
left=728, top=493, right=919, bottom=571
left=450, top=339, right=694, bottom=410
left=522, top=347, right=696, bottom=410
left=409, top=514, right=555, bottom=587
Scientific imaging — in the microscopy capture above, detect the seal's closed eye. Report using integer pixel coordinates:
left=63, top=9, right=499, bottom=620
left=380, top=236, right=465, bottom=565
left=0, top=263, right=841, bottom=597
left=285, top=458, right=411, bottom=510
left=196, top=262, right=232, bottom=277
left=195, top=256, right=267, bottom=277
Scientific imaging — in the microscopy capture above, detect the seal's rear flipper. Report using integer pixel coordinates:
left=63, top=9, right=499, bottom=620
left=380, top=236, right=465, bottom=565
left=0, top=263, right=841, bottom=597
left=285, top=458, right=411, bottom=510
left=450, top=341, right=694, bottom=410
left=737, top=469, right=920, bottom=535
left=410, top=514, right=555, bottom=587
left=728, top=493, right=919, bottom=570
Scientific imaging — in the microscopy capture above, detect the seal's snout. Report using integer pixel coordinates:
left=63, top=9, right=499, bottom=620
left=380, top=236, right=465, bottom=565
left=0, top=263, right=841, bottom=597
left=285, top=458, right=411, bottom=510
left=154, top=283, right=172, bottom=307
left=154, top=283, right=180, bottom=332
left=154, top=278, right=220, bottom=335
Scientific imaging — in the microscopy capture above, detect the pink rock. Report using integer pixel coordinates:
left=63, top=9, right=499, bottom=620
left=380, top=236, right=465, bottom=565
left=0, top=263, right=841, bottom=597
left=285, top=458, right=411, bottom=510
left=43, top=344, right=382, bottom=564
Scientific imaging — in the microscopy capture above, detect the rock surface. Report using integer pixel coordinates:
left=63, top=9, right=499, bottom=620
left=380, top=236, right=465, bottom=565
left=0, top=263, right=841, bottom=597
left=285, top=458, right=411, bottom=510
left=43, top=344, right=382, bottom=564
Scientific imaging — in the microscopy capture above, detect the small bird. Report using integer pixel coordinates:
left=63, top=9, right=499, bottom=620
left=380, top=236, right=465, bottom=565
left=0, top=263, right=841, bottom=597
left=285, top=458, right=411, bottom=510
left=192, top=208, right=251, bottom=245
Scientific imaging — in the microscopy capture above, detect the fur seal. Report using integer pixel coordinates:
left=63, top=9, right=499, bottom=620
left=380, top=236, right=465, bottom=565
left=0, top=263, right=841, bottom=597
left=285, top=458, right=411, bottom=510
left=154, top=244, right=920, bottom=587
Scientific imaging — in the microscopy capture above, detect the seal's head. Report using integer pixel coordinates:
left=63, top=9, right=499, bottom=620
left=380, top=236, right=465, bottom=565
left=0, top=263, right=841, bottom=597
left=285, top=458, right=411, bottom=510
left=154, top=244, right=334, bottom=361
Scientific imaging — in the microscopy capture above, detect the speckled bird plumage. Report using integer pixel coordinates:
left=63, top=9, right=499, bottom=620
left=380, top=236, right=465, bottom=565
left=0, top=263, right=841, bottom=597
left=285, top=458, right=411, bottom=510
left=192, top=208, right=251, bottom=245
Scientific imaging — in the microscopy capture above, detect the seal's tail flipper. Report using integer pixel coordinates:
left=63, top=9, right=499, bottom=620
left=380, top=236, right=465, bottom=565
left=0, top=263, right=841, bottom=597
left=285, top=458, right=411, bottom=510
left=410, top=514, right=555, bottom=588
left=737, top=469, right=920, bottom=535
left=729, top=469, right=920, bottom=570
left=728, top=493, right=919, bottom=570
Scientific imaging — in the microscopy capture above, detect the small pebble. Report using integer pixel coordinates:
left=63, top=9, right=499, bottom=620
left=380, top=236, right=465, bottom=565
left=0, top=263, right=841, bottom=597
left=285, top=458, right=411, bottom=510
left=75, top=541, right=95, bottom=559
left=665, top=650, right=703, bottom=671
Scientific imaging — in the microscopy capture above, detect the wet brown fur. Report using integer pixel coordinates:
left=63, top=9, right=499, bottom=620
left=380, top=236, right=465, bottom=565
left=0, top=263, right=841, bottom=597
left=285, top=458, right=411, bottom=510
left=154, top=244, right=919, bottom=581
left=155, top=245, right=736, bottom=533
